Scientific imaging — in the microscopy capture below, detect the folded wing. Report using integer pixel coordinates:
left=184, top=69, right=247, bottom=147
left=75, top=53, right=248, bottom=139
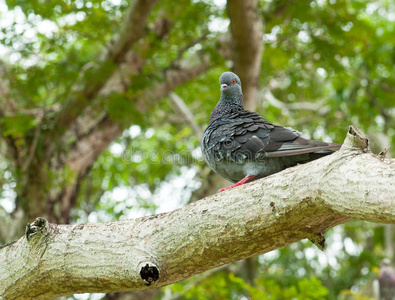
left=203, top=110, right=341, bottom=164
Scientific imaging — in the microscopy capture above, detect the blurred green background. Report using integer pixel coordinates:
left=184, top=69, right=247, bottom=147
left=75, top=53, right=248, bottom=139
left=0, top=0, right=394, bottom=299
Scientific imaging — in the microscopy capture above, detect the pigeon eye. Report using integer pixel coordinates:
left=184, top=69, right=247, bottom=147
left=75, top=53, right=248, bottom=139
left=232, top=79, right=236, bottom=84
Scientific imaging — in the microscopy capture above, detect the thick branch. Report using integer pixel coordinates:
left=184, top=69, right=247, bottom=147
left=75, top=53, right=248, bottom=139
left=66, top=54, right=211, bottom=177
left=1, top=127, right=394, bottom=299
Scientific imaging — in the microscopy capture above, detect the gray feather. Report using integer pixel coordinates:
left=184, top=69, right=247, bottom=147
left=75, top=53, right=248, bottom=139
left=201, top=72, right=342, bottom=184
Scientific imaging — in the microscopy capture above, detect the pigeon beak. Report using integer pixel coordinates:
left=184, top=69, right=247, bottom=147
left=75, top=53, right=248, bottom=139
left=221, top=83, right=228, bottom=88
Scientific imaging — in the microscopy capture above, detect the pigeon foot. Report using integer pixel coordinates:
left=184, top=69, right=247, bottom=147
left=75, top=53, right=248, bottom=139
left=218, top=175, right=256, bottom=192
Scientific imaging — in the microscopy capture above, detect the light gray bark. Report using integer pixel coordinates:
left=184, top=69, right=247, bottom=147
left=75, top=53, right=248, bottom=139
left=1, top=126, right=394, bottom=299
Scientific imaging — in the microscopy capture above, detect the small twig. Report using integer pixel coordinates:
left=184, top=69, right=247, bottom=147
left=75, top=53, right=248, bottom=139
left=378, top=147, right=391, bottom=160
left=22, top=118, right=42, bottom=172
left=168, top=92, right=202, bottom=140
left=176, top=33, right=210, bottom=61
left=261, top=88, right=290, bottom=116
left=262, top=88, right=331, bottom=118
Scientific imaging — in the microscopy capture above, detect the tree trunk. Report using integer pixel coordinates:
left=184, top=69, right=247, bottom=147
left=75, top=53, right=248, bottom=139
left=227, top=0, right=263, bottom=110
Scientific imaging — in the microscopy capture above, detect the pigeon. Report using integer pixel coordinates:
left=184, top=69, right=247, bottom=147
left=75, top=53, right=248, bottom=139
left=201, top=71, right=341, bottom=192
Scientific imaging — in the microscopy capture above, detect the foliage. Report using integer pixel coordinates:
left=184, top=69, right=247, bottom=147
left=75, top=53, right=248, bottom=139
left=0, top=0, right=394, bottom=299
left=167, top=270, right=328, bottom=300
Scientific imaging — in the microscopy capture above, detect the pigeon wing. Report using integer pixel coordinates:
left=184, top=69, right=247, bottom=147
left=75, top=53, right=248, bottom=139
left=204, top=111, right=341, bottom=163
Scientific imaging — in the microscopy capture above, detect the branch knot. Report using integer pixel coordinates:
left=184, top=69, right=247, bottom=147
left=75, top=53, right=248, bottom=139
left=26, top=217, right=49, bottom=241
left=341, top=125, right=370, bottom=152
left=140, top=263, right=159, bottom=286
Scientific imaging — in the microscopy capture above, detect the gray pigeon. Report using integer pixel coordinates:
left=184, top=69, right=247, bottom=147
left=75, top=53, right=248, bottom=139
left=201, top=72, right=341, bottom=192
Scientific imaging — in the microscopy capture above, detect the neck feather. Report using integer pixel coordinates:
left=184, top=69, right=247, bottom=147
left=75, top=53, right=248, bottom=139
left=209, top=94, right=244, bottom=122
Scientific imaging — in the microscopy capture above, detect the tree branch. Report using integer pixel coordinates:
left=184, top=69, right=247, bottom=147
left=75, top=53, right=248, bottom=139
left=261, top=88, right=331, bottom=117
left=168, top=92, right=203, bottom=141
left=1, top=126, right=394, bottom=299
left=51, top=0, right=159, bottom=135
left=37, top=50, right=213, bottom=223
left=66, top=53, right=212, bottom=178
left=21, top=120, right=42, bottom=172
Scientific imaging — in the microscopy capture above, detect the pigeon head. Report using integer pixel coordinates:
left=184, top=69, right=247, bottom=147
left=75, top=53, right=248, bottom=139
left=219, top=72, right=242, bottom=97
left=208, top=71, right=244, bottom=122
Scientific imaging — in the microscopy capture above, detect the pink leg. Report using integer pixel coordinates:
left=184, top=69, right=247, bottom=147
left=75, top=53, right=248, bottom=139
left=218, top=175, right=256, bottom=192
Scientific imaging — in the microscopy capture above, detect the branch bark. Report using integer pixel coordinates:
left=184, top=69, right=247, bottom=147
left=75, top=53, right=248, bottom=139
left=1, top=126, right=394, bottom=299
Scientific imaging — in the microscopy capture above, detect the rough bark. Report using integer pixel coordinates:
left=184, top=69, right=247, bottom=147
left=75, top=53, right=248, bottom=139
left=227, top=0, right=263, bottom=110
left=1, top=126, right=394, bottom=299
